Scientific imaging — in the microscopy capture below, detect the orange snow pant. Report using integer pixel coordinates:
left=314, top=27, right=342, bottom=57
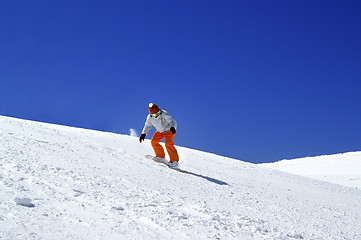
left=151, top=131, right=179, bottom=162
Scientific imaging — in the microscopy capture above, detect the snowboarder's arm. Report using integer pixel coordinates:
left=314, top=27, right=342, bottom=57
left=163, top=112, right=177, bottom=131
left=141, top=115, right=153, bottom=135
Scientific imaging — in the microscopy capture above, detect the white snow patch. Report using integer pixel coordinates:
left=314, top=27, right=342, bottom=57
left=0, top=115, right=360, bottom=240
left=261, top=152, right=361, bottom=189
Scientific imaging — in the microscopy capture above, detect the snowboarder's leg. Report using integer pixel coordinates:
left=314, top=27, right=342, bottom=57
left=151, top=131, right=166, bottom=158
left=165, top=131, right=179, bottom=162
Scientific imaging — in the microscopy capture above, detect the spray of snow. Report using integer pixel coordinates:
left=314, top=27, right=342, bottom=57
left=129, top=128, right=138, bottom=137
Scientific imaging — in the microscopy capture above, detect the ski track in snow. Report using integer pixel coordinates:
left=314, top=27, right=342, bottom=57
left=0, top=115, right=360, bottom=239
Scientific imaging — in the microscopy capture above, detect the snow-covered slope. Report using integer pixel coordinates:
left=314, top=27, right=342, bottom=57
left=1, top=115, right=360, bottom=239
left=261, top=152, right=361, bottom=189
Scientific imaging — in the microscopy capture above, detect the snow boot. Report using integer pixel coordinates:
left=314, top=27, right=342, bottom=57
left=152, top=156, right=167, bottom=163
left=167, top=161, right=179, bottom=169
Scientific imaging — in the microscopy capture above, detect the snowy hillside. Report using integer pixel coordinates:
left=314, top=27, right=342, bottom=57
left=261, top=152, right=361, bottom=189
left=1, top=115, right=360, bottom=239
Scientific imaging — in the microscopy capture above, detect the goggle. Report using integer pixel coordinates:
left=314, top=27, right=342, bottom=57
left=151, top=110, right=161, bottom=118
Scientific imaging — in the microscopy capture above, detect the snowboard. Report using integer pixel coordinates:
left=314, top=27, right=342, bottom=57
left=145, top=155, right=187, bottom=173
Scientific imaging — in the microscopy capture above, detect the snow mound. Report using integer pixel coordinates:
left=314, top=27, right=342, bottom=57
left=261, top=152, right=361, bottom=189
left=0, top=115, right=360, bottom=239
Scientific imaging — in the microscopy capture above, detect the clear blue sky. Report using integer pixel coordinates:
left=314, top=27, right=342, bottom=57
left=1, top=1, right=360, bottom=163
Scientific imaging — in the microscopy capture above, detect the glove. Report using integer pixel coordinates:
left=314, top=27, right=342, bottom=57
left=170, top=127, right=176, bottom=134
left=139, top=134, right=146, bottom=143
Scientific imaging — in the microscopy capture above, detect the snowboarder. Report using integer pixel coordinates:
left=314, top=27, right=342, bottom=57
left=139, top=103, right=179, bottom=168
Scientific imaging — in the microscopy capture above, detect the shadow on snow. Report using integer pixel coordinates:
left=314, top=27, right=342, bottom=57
left=184, top=171, right=229, bottom=186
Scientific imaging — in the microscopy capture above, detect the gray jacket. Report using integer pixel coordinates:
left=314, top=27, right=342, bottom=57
left=141, top=110, right=177, bottom=135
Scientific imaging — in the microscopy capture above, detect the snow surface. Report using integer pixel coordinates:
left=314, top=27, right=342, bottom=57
left=261, top=152, right=361, bottom=189
left=1, top=115, right=360, bottom=239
